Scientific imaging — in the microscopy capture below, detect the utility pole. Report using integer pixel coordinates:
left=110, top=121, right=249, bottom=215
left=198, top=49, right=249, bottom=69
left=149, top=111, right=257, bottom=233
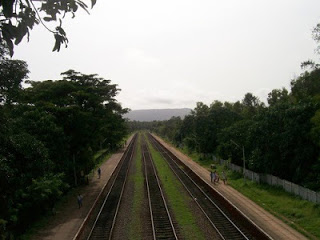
left=73, top=153, right=77, bottom=186
left=100, top=137, right=108, bottom=150
left=231, top=140, right=246, bottom=180
left=242, top=145, right=246, bottom=178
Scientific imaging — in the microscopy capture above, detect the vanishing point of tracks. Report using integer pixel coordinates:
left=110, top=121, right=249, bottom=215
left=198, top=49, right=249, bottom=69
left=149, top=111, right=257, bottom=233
left=87, top=134, right=179, bottom=240
left=82, top=133, right=270, bottom=240
left=142, top=136, right=179, bottom=240
left=147, top=133, right=270, bottom=240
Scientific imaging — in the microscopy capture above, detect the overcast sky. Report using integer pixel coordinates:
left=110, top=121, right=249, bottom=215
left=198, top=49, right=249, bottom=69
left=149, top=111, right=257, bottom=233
left=14, top=0, right=320, bottom=110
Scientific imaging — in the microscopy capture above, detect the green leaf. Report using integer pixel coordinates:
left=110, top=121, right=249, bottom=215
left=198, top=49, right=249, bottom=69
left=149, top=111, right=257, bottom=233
left=2, top=0, right=15, bottom=18
left=43, top=16, right=53, bottom=22
left=56, top=26, right=66, bottom=36
left=15, top=23, right=28, bottom=45
left=91, top=0, right=97, bottom=8
left=52, top=34, right=61, bottom=52
left=77, top=0, right=89, bottom=14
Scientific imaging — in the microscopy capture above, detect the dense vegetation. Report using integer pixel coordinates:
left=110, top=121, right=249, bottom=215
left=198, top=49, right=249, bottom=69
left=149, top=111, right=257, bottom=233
left=129, top=24, right=320, bottom=192
left=0, top=49, right=128, bottom=238
left=130, top=69, right=320, bottom=192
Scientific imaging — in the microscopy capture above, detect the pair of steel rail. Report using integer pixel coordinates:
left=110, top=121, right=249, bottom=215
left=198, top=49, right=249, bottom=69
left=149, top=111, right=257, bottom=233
left=87, top=134, right=178, bottom=240
left=86, top=133, right=270, bottom=240
left=86, top=134, right=137, bottom=239
left=147, top=133, right=250, bottom=240
left=142, top=136, right=179, bottom=240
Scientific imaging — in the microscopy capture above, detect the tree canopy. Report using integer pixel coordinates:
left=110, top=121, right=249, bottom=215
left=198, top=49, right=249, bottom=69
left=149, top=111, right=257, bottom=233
left=137, top=80, right=320, bottom=191
left=0, top=55, right=128, bottom=238
left=129, top=23, right=320, bottom=192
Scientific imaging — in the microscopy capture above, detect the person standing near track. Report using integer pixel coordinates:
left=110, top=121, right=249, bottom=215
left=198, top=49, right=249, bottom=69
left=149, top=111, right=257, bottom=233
left=77, top=194, right=83, bottom=209
left=98, top=167, right=101, bottom=179
left=210, top=171, right=215, bottom=183
left=222, top=171, right=227, bottom=184
left=215, top=171, right=220, bottom=183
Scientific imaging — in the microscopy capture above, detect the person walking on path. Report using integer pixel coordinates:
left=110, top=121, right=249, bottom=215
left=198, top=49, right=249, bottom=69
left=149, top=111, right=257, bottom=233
left=98, top=167, right=101, bottom=179
left=77, top=194, right=83, bottom=209
left=210, top=171, right=215, bottom=183
left=214, top=171, right=220, bottom=183
left=222, top=171, right=227, bottom=184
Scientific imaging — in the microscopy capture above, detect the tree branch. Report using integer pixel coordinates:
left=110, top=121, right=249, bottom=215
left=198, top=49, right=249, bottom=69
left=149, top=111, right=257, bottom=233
left=29, top=0, right=56, bottom=34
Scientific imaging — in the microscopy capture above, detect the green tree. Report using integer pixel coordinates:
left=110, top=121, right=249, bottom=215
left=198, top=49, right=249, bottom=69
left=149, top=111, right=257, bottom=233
left=1, top=67, right=128, bottom=237
left=251, top=102, right=318, bottom=184
left=241, top=92, right=265, bottom=118
left=22, top=70, right=128, bottom=183
left=217, top=119, right=254, bottom=166
left=291, top=69, right=320, bottom=101
left=0, top=58, right=28, bottom=104
left=267, top=88, right=290, bottom=106
left=192, top=102, right=210, bottom=153
left=179, top=115, right=195, bottom=150
left=9, top=106, right=68, bottom=173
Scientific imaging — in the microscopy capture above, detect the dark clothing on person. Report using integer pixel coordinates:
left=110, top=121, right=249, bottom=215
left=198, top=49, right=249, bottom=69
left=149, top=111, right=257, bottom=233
left=77, top=194, right=83, bottom=208
left=222, top=171, right=227, bottom=184
left=210, top=171, right=214, bottom=183
left=215, top=172, right=220, bottom=183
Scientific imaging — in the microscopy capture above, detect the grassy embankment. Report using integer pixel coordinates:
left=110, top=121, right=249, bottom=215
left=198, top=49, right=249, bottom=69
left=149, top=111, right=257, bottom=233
left=146, top=136, right=206, bottom=240
left=128, top=134, right=144, bottom=240
left=92, top=149, right=111, bottom=172
left=165, top=139, right=320, bottom=239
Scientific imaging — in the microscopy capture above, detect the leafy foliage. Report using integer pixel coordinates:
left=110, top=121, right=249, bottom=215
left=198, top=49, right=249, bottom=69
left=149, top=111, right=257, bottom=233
left=313, top=22, right=320, bottom=55
left=0, top=0, right=98, bottom=56
left=134, top=79, right=320, bottom=191
left=0, top=58, right=127, bottom=237
left=0, top=58, right=28, bottom=104
left=133, top=24, right=320, bottom=191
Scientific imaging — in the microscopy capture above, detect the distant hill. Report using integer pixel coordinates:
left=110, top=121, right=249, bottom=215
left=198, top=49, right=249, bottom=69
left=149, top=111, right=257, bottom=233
left=124, top=108, right=192, bottom=122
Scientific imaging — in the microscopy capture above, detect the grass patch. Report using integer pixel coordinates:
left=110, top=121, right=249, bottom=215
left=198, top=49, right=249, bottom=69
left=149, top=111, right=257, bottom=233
left=227, top=173, right=320, bottom=239
left=93, top=149, right=108, bottom=160
left=146, top=138, right=205, bottom=240
left=95, top=151, right=112, bottom=166
left=157, top=137, right=320, bottom=239
left=128, top=134, right=144, bottom=240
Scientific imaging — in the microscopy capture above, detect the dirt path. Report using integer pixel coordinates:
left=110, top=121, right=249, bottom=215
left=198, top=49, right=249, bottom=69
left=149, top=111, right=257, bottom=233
left=32, top=137, right=133, bottom=240
left=31, top=133, right=308, bottom=240
left=153, top=134, right=308, bottom=240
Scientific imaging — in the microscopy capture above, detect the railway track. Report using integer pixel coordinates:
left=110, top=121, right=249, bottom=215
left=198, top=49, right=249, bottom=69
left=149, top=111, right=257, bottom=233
left=86, top=134, right=137, bottom=240
left=147, top=133, right=270, bottom=240
left=141, top=136, right=179, bottom=240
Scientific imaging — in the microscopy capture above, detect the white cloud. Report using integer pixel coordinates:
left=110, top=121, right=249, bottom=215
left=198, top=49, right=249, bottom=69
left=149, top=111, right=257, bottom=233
left=123, top=48, right=162, bottom=70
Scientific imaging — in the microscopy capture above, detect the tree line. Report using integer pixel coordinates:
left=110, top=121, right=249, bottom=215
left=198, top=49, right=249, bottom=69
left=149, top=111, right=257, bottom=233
left=0, top=48, right=128, bottom=238
left=131, top=69, right=320, bottom=192
left=129, top=30, right=320, bottom=192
